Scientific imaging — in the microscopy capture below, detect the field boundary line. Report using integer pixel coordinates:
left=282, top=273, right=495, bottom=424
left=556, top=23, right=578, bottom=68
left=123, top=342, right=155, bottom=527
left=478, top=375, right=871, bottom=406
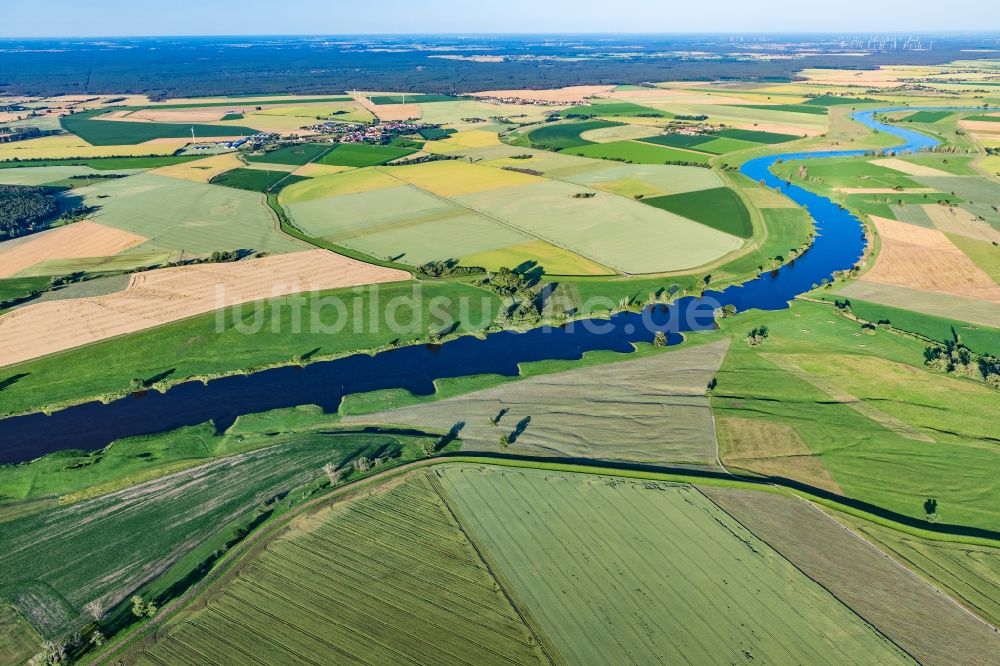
left=803, top=497, right=1000, bottom=633
left=695, top=485, right=919, bottom=664
left=429, top=471, right=565, bottom=666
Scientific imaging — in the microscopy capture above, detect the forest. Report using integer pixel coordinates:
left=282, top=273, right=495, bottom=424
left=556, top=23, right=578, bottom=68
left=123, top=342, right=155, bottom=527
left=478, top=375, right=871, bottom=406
left=0, top=184, right=59, bottom=240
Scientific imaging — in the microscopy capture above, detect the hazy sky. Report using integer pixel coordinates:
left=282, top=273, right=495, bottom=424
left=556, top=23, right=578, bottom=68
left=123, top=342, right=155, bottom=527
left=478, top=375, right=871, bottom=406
left=1, top=0, right=995, bottom=37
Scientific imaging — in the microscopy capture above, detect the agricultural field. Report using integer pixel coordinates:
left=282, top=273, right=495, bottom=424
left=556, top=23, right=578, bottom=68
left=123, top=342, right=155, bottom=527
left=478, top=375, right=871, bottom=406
left=703, top=487, right=1000, bottom=665
left=0, top=250, right=410, bottom=367
left=245, top=142, right=331, bottom=166
left=317, top=143, right=417, bottom=167
left=0, top=220, right=146, bottom=278
left=61, top=109, right=257, bottom=146
left=0, top=428, right=416, bottom=642
left=566, top=139, right=712, bottom=164
left=279, top=159, right=745, bottom=274
left=133, top=469, right=551, bottom=665
left=438, top=465, right=912, bottom=665
left=642, top=186, right=753, bottom=237
left=343, top=338, right=731, bottom=465
left=713, top=301, right=1000, bottom=531
left=209, top=167, right=306, bottom=193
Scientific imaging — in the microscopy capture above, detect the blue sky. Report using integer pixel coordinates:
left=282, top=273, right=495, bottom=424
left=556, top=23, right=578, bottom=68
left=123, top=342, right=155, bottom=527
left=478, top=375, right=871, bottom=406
left=1, top=0, right=993, bottom=37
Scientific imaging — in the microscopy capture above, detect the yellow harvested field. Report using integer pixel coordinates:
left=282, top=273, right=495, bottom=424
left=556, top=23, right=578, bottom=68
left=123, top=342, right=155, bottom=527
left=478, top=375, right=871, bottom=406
left=871, top=157, right=953, bottom=177
left=601, top=88, right=763, bottom=106
left=278, top=168, right=399, bottom=204
left=128, top=107, right=231, bottom=122
left=439, top=130, right=501, bottom=148
left=150, top=152, right=244, bottom=182
left=0, top=112, right=25, bottom=123
left=421, top=139, right=466, bottom=155
left=959, top=120, right=1000, bottom=134
left=836, top=187, right=937, bottom=195
left=469, top=85, right=614, bottom=104
left=717, top=417, right=842, bottom=494
left=796, top=65, right=938, bottom=87
left=292, top=163, right=353, bottom=177
left=0, top=135, right=189, bottom=160
left=228, top=113, right=315, bottom=135
left=462, top=239, right=613, bottom=275
left=0, top=249, right=411, bottom=367
left=862, top=216, right=1000, bottom=302
left=579, top=124, right=660, bottom=143
left=377, top=160, right=536, bottom=197
left=924, top=205, right=1000, bottom=243
left=0, top=221, right=147, bottom=278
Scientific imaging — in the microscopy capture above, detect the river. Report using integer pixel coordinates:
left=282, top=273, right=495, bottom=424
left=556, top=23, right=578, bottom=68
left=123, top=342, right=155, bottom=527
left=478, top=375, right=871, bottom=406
left=0, top=110, right=942, bottom=464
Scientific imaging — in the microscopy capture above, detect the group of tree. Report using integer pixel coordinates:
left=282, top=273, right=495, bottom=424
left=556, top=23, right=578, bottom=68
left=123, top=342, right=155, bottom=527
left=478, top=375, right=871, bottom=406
left=924, top=339, right=1000, bottom=388
left=0, top=184, right=59, bottom=240
left=745, top=325, right=769, bottom=346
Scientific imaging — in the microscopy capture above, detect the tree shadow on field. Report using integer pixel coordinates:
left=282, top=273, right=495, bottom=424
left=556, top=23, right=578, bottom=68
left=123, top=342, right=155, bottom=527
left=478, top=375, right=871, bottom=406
left=437, top=421, right=465, bottom=451
left=509, top=416, right=531, bottom=444
left=492, top=408, right=509, bottom=426
left=513, top=260, right=544, bottom=287
left=300, top=347, right=321, bottom=363
left=143, top=368, right=176, bottom=387
left=0, top=373, right=29, bottom=392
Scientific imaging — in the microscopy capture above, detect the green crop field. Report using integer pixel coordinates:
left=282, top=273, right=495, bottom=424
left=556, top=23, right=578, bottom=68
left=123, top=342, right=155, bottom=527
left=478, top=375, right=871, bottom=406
left=246, top=143, right=331, bottom=166
left=638, top=133, right=715, bottom=150
left=731, top=103, right=829, bottom=115
left=438, top=465, right=912, bottom=665
left=134, top=469, right=550, bottom=665
left=713, top=128, right=802, bottom=143
left=0, top=429, right=404, bottom=638
left=642, top=186, right=753, bottom=238
left=560, top=100, right=668, bottom=117
left=76, top=173, right=306, bottom=256
left=61, top=110, right=258, bottom=146
left=691, top=136, right=763, bottom=154
left=0, top=156, right=201, bottom=170
left=367, top=93, right=458, bottom=104
left=705, top=487, right=1000, bottom=665
left=903, top=110, right=953, bottom=123
left=777, top=157, right=923, bottom=189
left=344, top=338, right=730, bottom=465
left=0, top=281, right=498, bottom=419
left=566, top=139, right=711, bottom=164
left=714, top=301, right=1000, bottom=531
left=966, top=114, right=1000, bottom=122
left=804, top=95, right=884, bottom=106
left=318, top=143, right=417, bottom=167
left=526, top=120, right=621, bottom=150
left=210, top=167, right=307, bottom=193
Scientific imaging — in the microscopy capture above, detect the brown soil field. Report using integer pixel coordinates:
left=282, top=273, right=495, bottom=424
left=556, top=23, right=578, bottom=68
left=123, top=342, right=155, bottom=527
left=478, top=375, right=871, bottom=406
left=871, top=158, right=953, bottom=178
left=470, top=85, right=613, bottom=104
left=862, top=216, right=1000, bottom=303
left=129, top=108, right=231, bottom=122
left=0, top=249, right=410, bottom=367
left=0, top=221, right=147, bottom=278
left=702, top=487, right=1000, bottom=666
left=343, top=338, right=731, bottom=465
left=924, top=204, right=1000, bottom=243
left=716, top=417, right=842, bottom=493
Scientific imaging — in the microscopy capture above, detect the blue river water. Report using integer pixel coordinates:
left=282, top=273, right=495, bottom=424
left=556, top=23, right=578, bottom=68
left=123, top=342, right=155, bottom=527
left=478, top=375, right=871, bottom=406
left=0, top=111, right=943, bottom=464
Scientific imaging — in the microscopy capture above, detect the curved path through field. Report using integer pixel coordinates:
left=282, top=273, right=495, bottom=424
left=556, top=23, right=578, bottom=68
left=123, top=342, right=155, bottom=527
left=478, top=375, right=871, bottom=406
left=0, top=110, right=947, bottom=463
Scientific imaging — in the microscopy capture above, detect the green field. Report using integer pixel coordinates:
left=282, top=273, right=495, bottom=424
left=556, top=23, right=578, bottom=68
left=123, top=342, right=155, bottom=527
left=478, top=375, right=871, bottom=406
left=714, top=127, right=802, bottom=143
left=60, top=110, right=258, bottom=146
left=903, top=110, right=953, bottom=123
left=0, top=156, right=202, bottom=170
left=776, top=157, right=923, bottom=189
left=134, top=469, right=550, bottom=665
left=0, top=603, right=40, bottom=665
left=804, top=95, right=884, bottom=106
left=815, top=294, right=1000, bottom=355
left=714, top=301, right=1000, bottom=531
left=731, top=103, right=829, bottom=115
left=438, top=465, right=912, bottom=665
left=638, top=133, right=715, bottom=149
left=367, top=93, right=458, bottom=104
left=246, top=143, right=331, bottom=166
left=966, top=114, right=1000, bottom=122
left=0, top=428, right=411, bottom=638
left=566, top=139, right=711, bottom=164
left=210, top=167, right=307, bottom=193
left=75, top=173, right=306, bottom=256
left=706, top=487, right=1000, bottom=665
left=317, top=143, right=417, bottom=167
left=642, top=186, right=753, bottom=238
left=560, top=100, right=668, bottom=118
left=0, top=281, right=498, bottom=419
left=344, top=338, right=730, bottom=465
left=526, top=120, right=621, bottom=150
